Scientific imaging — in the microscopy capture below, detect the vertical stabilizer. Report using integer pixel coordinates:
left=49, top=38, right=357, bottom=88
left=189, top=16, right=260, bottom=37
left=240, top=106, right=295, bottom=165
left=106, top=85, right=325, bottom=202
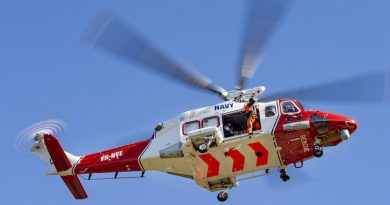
left=32, top=133, right=88, bottom=199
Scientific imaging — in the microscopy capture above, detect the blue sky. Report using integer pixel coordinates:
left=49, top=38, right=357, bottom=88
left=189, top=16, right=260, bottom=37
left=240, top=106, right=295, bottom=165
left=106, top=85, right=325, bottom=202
left=1, top=0, right=390, bottom=204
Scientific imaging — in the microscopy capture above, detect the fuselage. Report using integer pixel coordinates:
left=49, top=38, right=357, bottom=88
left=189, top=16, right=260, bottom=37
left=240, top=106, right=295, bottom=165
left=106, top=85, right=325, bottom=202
left=60, top=99, right=358, bottom=193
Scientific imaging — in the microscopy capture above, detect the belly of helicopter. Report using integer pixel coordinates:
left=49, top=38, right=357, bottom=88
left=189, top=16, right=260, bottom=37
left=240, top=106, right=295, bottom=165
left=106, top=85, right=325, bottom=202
left=140, top=132, right=283, bottom=192
left=191, top=133, right=282, bottom=190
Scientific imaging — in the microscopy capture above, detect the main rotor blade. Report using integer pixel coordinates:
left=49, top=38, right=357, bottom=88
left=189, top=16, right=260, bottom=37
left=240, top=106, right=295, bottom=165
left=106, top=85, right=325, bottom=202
left=238, top=0, right=292, bottom=89
left=262, top=70, right=390, bottom=103
left=82, top=11, right=227, bottom=99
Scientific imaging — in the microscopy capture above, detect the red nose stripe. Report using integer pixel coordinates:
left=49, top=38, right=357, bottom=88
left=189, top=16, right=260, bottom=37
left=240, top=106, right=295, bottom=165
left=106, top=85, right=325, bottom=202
left=248, top=142, right=269, bottom=166
left=228, top=149, right=245, bottom=172
left=199, top=154, right=220, bottom=178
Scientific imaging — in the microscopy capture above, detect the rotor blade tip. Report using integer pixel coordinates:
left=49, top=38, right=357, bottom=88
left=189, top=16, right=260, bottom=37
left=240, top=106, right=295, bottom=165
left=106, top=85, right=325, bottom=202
left=81, top=9, right=116, bottom=46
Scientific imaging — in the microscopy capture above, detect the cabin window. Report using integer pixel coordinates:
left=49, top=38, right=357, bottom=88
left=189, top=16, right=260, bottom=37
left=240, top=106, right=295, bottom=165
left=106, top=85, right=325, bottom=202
left=182, top=121, right=200, bottom=135
left=281, top=101, right=300, bottom=114
left=202, top=116, right=220, bottom=128
left=265, top=105, right=276, bottom=117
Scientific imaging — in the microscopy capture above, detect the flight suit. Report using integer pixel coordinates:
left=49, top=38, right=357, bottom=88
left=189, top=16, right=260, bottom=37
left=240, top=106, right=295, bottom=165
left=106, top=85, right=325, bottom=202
left=245, top=104, right=260, bottom=134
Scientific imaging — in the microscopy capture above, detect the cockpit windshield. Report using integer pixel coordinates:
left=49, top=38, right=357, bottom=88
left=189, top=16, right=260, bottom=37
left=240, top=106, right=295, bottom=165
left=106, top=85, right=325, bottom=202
left=281, top=101, right=300, bottom=114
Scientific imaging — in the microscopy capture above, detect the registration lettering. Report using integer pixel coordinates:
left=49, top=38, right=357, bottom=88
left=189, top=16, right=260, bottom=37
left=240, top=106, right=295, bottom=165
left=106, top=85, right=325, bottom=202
left=100, top=150, right=123, bottom=162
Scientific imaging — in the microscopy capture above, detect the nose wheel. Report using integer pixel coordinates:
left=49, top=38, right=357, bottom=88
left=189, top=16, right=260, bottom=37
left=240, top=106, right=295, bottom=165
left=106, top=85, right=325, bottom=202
left=313, top=138, right=323, bottom=158
left=280, top=169, right=290, bottom=182
left=314, top=146, right=323, bottom=157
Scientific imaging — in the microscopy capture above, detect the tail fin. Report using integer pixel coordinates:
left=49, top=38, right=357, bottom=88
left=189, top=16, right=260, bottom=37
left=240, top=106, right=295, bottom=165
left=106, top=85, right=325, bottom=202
left=31, top=133, right=88, bottom=199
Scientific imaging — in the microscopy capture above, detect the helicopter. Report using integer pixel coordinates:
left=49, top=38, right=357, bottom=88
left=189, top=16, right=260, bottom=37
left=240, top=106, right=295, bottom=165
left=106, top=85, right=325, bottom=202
left=30, top=0, right=389, bottom=202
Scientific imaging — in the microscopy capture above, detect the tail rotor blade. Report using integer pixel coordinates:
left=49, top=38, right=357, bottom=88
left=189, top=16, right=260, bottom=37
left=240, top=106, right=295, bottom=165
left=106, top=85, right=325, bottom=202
left=238, top=0, right=292, bottom=89
left=14, top=119, right=66, bottom=154
left=82, top=10, right=227, bottom=99
left=262, top=70, right=390, bottom=103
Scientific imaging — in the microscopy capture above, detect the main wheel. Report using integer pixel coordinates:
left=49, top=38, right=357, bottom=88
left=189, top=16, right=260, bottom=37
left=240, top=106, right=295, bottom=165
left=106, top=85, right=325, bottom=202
left=217, top=192, right=228, bottom=202
left=280, top=174, right=290, bottom=182
left=198, top=143, right=208, bottom=153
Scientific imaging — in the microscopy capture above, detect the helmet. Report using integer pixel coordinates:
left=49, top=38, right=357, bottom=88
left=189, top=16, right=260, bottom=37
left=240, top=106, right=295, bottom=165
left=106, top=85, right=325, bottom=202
left=248, top=98, right=256, bottom=106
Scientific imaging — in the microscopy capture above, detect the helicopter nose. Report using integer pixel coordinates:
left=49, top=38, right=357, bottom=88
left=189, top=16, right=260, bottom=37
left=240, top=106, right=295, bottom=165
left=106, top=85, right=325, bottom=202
left=338, top=118, right=357, bottom=141
left=346, top=118, right=358, bottom=135
left=326, top=113, right=358, bottom=140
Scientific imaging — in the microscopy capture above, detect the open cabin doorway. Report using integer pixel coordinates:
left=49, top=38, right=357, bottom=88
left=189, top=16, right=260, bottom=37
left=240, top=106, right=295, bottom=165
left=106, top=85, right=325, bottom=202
left=222, top=108, right=261, bottom=138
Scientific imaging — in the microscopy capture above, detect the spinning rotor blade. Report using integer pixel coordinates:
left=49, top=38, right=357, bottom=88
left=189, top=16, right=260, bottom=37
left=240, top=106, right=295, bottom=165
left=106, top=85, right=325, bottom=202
left=238, top=0, right=292, bottom=89
left=82, top=11, right=227, bottom=99
left=262, top=70, right=390, bottom=103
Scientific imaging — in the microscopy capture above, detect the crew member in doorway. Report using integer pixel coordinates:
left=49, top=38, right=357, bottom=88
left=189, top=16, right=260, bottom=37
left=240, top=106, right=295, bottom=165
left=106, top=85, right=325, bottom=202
left=245, top=98, right=260, bottom=134
left=223, top=122, right=234, bottom=137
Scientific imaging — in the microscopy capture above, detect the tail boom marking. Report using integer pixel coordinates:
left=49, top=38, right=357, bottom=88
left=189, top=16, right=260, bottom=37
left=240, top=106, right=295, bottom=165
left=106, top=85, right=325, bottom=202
left=74, top=139, right=151, bottom=174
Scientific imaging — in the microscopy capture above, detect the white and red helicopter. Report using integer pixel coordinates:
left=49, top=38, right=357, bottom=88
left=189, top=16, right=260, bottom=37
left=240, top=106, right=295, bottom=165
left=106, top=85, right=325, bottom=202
left=29, top=0, right=389, bottom=202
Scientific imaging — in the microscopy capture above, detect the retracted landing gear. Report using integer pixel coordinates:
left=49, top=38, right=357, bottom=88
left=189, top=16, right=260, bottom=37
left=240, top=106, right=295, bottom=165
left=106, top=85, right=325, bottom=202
left=313, top=138, right=323, bottom=158
left=280, top=169, right=290, bottom=182
left=217, top=190, right=228, bottom=202
left=197, top=136, right=214, bottom=153
left=198, top=143, right=208, bottom=153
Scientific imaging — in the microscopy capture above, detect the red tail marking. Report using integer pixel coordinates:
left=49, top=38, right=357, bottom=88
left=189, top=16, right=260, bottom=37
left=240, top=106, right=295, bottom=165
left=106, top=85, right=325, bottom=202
left=60, top=176, right=88, bottom=199
left=44, top=135, right=72, bottom=171
left=228, top=149, right=245, bottom=172
left=44, top=134, right=88, bottom=199
left=248, top=142, right=269, bottom=166
left=199, top=154, right=220, bottom=178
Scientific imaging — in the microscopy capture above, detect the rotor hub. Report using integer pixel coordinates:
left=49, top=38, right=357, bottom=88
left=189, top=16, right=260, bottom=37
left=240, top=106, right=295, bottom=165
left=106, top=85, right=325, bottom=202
left=226, top=86, right=266, bottom=102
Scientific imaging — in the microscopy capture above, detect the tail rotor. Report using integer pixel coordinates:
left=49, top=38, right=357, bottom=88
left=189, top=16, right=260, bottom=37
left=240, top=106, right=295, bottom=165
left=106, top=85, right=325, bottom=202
left=14, top=119, right=66, bottom=154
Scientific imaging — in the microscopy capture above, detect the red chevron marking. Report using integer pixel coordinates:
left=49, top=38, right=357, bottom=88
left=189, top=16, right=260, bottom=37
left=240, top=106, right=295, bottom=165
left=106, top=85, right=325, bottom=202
left=228, top=149, right=245, bottom=172
left=199, top=153, right=220, bottom=178
left=248, top=142, right=269, bottom=166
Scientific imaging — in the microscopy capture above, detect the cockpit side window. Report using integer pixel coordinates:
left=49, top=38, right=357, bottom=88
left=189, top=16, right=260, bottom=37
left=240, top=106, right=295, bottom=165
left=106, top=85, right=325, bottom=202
left=281, top=101, right=300, bottom=114
left=311, top=115, right=329, bottom=134
left=265, top=105, right=276, bottom=117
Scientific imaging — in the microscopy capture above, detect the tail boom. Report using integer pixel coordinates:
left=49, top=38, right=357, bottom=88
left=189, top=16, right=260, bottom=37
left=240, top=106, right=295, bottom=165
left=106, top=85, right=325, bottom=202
left=73, top=139, right=151, bottom=174
left=32, top=133, right=153, bottom=199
